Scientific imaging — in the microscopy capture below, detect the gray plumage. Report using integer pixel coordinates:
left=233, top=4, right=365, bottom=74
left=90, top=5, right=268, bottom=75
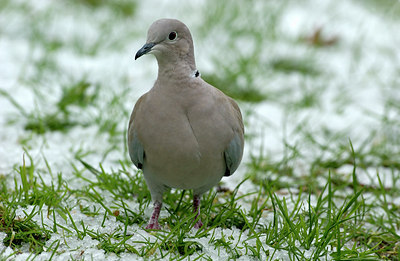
left=128, top=18, right=244, bottom=229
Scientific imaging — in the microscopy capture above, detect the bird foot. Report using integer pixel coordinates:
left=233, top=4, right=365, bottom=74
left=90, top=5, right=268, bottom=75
left=193, top=195, right=203, bottom=229
left=145, top=201, right=162, bottom=230
left=145, top=222, right=161, bottom=230
left=194, top=219, right=203, bottom=229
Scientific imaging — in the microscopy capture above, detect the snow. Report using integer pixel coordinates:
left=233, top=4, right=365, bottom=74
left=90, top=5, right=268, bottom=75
left=1, top=0, right=399, bottom=259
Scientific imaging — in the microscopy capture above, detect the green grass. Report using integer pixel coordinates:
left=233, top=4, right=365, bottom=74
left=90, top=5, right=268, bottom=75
left=1, top=151, right=398, bottom=259
left=270, top=57, right=320, bottom=76
left=0, top=79, right=99, bottom=134
left=360, top=0, right=400, bottom=20
left=73, top=0, right=137, bottom=17
left=1, top=0, right=399, bottom=260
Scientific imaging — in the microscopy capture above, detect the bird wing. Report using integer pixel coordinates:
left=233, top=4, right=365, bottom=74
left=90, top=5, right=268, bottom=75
left=224, top=97, right=245, bottom=176
left=128, top=95, right=146, bottom=169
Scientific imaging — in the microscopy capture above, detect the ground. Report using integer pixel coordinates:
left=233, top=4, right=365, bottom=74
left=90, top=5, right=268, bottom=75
left=0, top=0, right=399, bottom=260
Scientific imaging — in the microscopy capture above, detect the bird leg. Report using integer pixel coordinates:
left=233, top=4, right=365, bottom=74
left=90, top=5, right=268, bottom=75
left=146, top=201, right=162, bottom=230
left=193, top=195, right=203, bottom=229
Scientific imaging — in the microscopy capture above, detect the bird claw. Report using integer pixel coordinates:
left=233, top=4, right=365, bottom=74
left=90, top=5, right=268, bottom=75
left=194, top=220, right=203, bottom=229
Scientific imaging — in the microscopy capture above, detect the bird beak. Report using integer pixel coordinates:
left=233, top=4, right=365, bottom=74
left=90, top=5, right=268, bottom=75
left=135, top=42, right=156, bottom=60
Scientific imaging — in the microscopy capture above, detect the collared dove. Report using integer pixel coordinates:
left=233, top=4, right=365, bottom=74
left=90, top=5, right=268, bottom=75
left=128, top=18, right=244, bottom=229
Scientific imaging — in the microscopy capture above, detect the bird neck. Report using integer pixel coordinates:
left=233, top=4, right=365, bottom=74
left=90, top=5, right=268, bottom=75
left=156, top=56, right=197, bottom=82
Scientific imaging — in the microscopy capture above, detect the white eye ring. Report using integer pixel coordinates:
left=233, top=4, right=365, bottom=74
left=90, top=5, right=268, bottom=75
left=168, top=31, right=178, bottom=41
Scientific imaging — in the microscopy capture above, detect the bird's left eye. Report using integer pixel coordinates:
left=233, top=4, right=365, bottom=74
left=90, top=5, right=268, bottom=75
left=168, top=31, right=177, bottom=40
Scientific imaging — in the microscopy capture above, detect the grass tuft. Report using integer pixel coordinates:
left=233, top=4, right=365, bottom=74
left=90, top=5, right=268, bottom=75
left=270, top=57, right=319, bottom=76
left=57, top=80, right=99, bottom=114
left=73, top=0, right=137, bottom=17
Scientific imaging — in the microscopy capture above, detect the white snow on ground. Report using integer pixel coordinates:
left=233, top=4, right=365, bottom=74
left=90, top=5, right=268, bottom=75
left=0, top=0, right=399, bottom=260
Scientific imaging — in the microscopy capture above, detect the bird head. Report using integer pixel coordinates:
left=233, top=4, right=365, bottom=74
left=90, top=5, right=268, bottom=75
left=135, top=19, right=196, bottom=68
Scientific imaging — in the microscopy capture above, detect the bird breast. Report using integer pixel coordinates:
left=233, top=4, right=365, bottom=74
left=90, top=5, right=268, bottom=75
left=135, top=86, right=231, bottom=189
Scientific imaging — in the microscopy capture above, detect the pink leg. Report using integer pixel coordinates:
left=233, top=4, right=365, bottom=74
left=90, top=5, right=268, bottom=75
left=193, top=195, right=203, bottom=229
left=146, top=201, right=162, bottom=230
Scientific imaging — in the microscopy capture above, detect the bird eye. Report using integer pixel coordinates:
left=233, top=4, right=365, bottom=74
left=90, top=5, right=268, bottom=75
left=168, top=31, right=177, bottom=40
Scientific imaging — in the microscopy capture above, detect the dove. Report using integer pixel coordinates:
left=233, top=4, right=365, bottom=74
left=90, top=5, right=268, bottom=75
left=128, top=18, right=244, bottom=229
